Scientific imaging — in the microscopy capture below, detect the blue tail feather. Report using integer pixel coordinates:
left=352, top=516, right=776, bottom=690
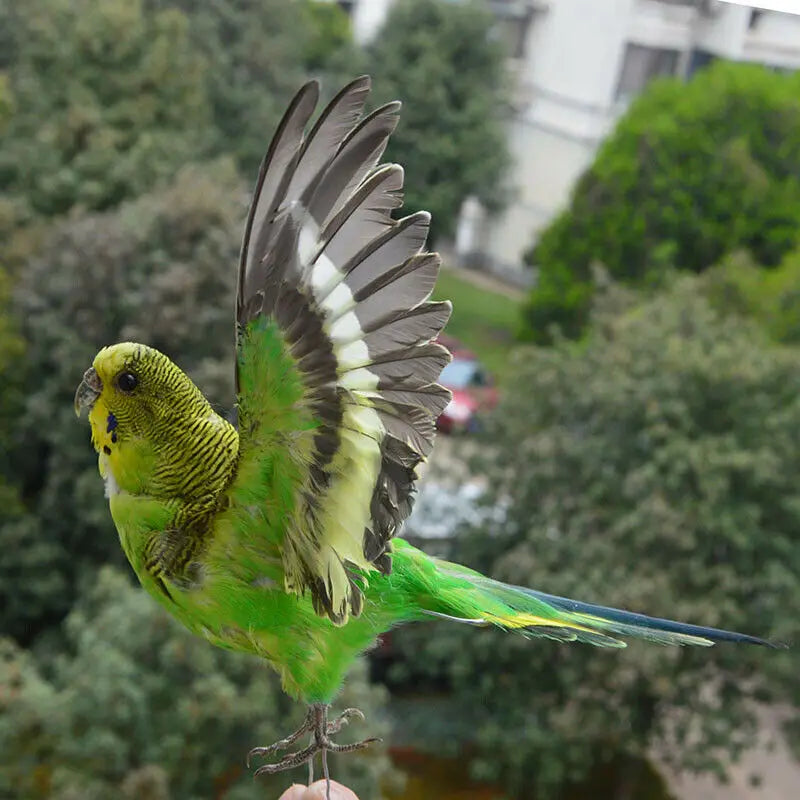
left=518, top=585, right=783, bottom=649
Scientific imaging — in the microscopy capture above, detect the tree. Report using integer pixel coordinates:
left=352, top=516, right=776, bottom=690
left=0, top=568, right=396, bottom=799
left=1, top=0, right=363, bottom=227
left=702, top=247, right=800, bottom=345
left=523, top=61, right=800, bottom=342
left=299, top=0, right=356, bottom=73
left=0, top=0, right=212, bottom=219
left=0, top=264, right=61, bottom=646
left=154, top=0, right=341, bottom=177
left=389, top=278, right=799, bottom=798
left=0, top=266, right=23, bottom=462
left=366, top=0, right=509, bottom=241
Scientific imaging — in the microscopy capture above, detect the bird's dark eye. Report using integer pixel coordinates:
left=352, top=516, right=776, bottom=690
left=116, top=371, right=138, bottom=393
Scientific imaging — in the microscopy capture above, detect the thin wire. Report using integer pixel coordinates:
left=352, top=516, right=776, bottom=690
left=322, top=746, right=331, bottom=800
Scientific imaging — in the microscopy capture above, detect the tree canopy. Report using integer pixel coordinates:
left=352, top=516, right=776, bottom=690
left=366, top=0, right=509, bottom=241
left=154, top=0, right=358, bottom=176
left=390, top=278, right=800, bottom=797
left=0, top=0, right=357, bottom=230
left=523, top=61, right=800, bottom=342
left=702, top=246, right=800, bottom=345
left=0, top=0, right=212, bottom=218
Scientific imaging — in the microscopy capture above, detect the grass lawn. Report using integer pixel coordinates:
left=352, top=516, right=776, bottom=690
left=432, top=267, right=522, bottom=385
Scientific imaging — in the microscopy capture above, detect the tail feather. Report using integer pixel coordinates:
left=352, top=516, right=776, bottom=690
left=519, top=586, right=778, bottom=648
left=434, top=562, right=779, bottom=649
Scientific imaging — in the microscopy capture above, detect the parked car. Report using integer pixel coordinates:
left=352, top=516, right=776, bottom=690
left=436, top=336, right=499, bottom=433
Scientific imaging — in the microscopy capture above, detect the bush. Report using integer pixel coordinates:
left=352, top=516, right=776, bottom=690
left=703, top=248, right=800, bottom=344
left=391, top=278, right=800, bottom=797
left=523, top=61, right=800, bottom=342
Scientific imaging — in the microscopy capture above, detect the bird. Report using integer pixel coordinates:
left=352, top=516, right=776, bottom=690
left=74, top=76, right=777, bottom=795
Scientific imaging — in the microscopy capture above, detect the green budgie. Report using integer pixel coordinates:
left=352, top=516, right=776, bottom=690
left=75, top=77, right=775, bottom=790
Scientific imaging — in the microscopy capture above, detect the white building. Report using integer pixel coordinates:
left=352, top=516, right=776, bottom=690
left=330, top=0, right=800, bottom=273
left=336, top=0, right=396, bottom=42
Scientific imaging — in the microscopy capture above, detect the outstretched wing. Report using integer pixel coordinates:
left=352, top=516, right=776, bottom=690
left=229, top=77, right=451, bottom=624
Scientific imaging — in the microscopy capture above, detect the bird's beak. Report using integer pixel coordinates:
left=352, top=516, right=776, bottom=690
left=74, top=367, right=102, bottom=417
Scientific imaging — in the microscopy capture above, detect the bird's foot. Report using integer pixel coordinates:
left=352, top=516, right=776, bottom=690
left=325, top=707, right=365, bottom=737
left=248, top=703, right=380, bottom=793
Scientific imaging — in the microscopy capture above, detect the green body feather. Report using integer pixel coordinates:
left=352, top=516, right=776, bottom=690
left=95, top=323, right=511, bottom=702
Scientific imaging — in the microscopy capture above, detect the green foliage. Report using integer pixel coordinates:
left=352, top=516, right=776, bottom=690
left=0, top=0, right=360, bottom=230
left=0, top=266, right=24, bottom=418
left=392, top=278, right=800, bottom=797
left=366, top=0, right=509, bottom=240
left=0, top=491, right=63, bottom=646
left=0, top=267, right=59, bottom=644
left=0, top=568, right=395, bottom=799
left=1, top=0, right=212, bottom=218
left=524, top=61, right=800, bottom=342
left=0, top=73, right=12, bottom=130
left=155, top=0, right=316, bottom=177
left=703, top=248, right=800, bottom=344
left=299, top=0, right=355, bottom=72
left=2, top=162, right=243, bottom=641
left=0, top=0, right=18, bottom=70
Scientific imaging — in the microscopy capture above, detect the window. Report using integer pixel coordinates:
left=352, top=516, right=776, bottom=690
left=508, top=9, right=535, bottom=60
left=615, top=43, right=680, bottom=102
left=490, top=1, right=538, bottom=61
left=688, top=49, right=715, bottom=77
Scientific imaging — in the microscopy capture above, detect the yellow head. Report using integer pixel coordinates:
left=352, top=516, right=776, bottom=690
left=75, top=342, right=237, bottom=500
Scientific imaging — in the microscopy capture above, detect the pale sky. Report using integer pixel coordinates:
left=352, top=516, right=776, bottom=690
left=719, top=0, right=800, bottom=15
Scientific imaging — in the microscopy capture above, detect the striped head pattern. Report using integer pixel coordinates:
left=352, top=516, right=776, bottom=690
left=77, top=342, right=238, bottom=501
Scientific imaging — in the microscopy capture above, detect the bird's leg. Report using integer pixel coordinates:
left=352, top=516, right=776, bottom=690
left=248, top=703, right=381, bottom=795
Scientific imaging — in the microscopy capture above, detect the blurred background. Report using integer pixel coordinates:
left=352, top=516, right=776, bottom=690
left=1, top=0, right=800, bottom=798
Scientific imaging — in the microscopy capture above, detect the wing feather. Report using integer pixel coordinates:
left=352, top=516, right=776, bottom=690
left=238, top=82, right=319, bottom=318
left=228, top=78, right=451, bottom=623
left=286, top=76, right=372, bottom=203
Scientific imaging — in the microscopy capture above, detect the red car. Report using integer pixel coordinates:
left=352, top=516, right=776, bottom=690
left=436, top=336, right=499, bottom=434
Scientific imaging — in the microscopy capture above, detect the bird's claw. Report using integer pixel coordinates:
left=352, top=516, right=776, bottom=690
left=246, top=739, right=299, bottom=766
left=248, top=703, right=379, bottom=780
left=252, top=742, right=318, bottom=776
left=326, top=707, right=364, bottom=736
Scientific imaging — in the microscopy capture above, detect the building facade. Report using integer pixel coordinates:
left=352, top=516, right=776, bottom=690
left=329, top=0, right=800, bottom=272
